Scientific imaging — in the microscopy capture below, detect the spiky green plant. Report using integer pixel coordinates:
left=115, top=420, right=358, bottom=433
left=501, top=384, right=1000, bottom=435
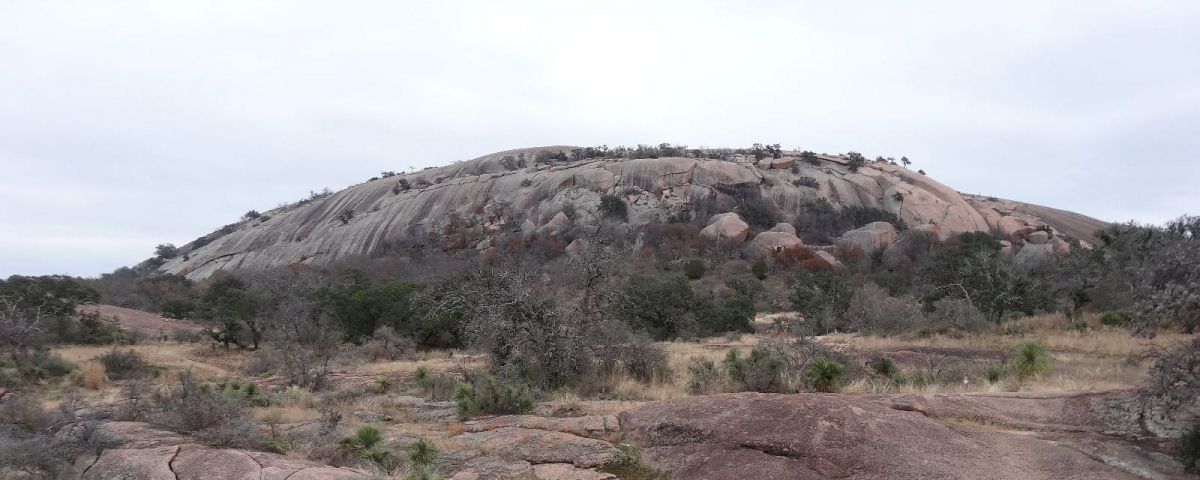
left=343, top=425, right=393, bottom=471
left=805, top=357, right=844, bottom=393
left=1009, top=341, right=1052, bottom=379
left=408, top=437, right=438, bottom=466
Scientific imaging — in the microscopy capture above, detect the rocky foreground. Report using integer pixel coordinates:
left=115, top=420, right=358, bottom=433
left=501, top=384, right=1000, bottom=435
left=67, top=391, right=1189, bottom=479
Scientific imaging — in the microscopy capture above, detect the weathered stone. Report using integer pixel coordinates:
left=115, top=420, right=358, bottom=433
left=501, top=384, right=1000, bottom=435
left=82, top=445, right=179, bottom=480
left=768, top=223, right=796, bottom=235
left=838, top=221, right=897, bottom=253
left=1028, top=230, right=1051, bottom=244
left=770, top=157, right=794, bottom=169
left=154, top=147, right=1110, bottom=280
left=453, top=427, right=619, bottom=468
left=532, top=463, right=617, bottom=480
left=743, top=231, right=803, bottom=258
left=998, top=216, right=1027, bottom=239
left=699, top=213, right=751, bottom=247
left=450, top=455, right=534, bottom=480
left=619, top=392, right=1153, bottom=480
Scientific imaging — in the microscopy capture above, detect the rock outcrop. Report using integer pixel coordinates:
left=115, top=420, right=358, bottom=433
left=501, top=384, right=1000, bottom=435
left=839, top=221, right=898, bottom=254
left=743, top=231, right=804, bottom=258
left=699, top=212, right=751, bottom=247
left=618, top=392, right=1187, bottom=480
left=154, top=147, right=1111, bottom=279
left=70, top=422, right=371, bottom=480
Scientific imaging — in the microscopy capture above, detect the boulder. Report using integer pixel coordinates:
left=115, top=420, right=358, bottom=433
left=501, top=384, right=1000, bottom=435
left=1051, top=235, right=1071, bottom=255
left=998, top=216, right=1027, bottom=239
left=771, top=157, right=795, bottom=169
left=743, top=232, right=803, bottom=258
left=565, top=239, right=587, bottom=256
left=699, top=213, right=751, bottom=247
left=768, top=223, right=796, bottom=235
left=538, top=212, right=571, bottom=236
left=1028, top=230, right=1051, bottom=244
left=838, top=222, right=897, bottom=254
left=618, top=393, right=1153, bottom=480
left=692, top=160, right=760, bottom=186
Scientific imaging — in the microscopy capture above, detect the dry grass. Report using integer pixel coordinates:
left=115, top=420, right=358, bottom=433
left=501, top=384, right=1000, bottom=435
left=52, top=343, right=238, bottom=378
left=82, top=362, right=106, bottom=390
left=825, top=313, right=1193, bottom=358
left=255, top=405, right=321, bottom=424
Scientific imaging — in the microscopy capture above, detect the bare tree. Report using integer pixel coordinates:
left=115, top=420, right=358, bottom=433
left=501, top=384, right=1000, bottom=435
left=0, top=300, right=44, bottom=370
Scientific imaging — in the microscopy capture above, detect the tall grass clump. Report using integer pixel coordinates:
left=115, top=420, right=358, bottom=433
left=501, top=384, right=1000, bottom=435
left=1009, top=341, right=1052, bottom=379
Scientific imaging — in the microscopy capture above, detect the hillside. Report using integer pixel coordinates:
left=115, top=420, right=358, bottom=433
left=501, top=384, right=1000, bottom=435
left=156, top=146, right=1109, bottom=279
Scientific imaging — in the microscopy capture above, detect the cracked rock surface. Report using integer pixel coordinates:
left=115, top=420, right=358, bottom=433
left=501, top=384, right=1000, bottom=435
left=618, top=391, right=1191, bottom=480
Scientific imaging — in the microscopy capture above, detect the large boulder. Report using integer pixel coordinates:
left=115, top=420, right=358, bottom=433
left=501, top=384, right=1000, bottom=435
left=700, top=213, right=751, bottom=247
left=743, top=232, right=804, bottom=258
left=768, top=223, right=796, bottom=235
left=538, top=212, right=572, bottom=236
left=998, top=216, right=1027, bottom=239
left=618, top=393, right=1162, bottom=480
left=838, top=222, right=897, bottom=254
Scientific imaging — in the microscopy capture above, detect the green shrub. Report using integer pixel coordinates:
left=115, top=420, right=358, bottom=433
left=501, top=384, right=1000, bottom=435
left=400, top=466, right=442, bottom=480
left=343, top=425, right=393, bottom=471
left=687, top=360, right=723, bottom=394
left=599, top=195, right=628, bottom=221
left=805, top=356, right=844, bottom=393
left=984, top=363, right=1007, bottom=383
left=735, top=201, right=776, bottom=229
left=366, top=376, right=394, bottom=394
left=455, top=376, right=534, bottom=419
left=844, top=152, right=866, bottom=172
left=752, top=259, right=768, bottom=280
left=414, top=366, right=459, bottom=401
left=98, top=348, right=147, bottom=380
left=683, top=260, right=706, bottom=280
left=723, top=347, right=783, bottom=393
left=408, top=437, right=438, bottom=466
left=792, top=176, right=820, bottom=189
left=1009, top=341, right=1052, bottom=379
left=870, top=357, right=897, bottom=377
left=520, top=178, right=532, bottom=187
left=1180, top=424, right=1200, bottom=473
left=1099, top=311, right=1130, bottom=327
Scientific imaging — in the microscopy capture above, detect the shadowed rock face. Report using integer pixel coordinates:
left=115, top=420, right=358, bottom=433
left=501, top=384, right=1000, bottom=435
left=157, top=147, right=1110, bottom=279
left=618, top=392, right=1189, bottom=480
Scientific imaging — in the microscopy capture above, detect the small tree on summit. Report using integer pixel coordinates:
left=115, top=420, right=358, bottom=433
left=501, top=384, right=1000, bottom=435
left=901, top=156, right=911, bottom=168
left=845, top=152, right=866, bottom=172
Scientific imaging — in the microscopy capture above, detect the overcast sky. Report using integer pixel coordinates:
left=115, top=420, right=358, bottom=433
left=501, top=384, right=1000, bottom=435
left=2, top=1, right=1198, bottom=278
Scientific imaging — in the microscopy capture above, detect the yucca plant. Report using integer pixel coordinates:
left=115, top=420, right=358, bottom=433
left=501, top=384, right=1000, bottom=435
left=408, top=437, right=438, bottom=466
left=343, top=425, right=393, bottom=471
left=805, top=356, right=845, bottom=393
left=1009, top=341, right=1052, bottom=379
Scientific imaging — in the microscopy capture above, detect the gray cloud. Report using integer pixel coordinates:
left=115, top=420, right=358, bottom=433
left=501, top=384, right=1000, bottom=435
left=2, top=0, right=1197, bottom=277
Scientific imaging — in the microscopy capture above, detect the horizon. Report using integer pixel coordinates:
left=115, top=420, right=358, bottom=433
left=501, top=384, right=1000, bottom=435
left=3, top=1, right=1199, bottom=277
